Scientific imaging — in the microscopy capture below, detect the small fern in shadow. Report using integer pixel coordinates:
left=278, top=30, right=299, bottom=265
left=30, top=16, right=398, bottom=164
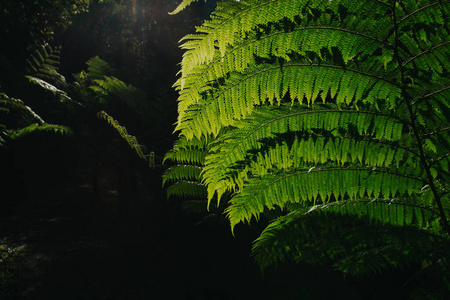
left=22, top=46, right=153, bottom=161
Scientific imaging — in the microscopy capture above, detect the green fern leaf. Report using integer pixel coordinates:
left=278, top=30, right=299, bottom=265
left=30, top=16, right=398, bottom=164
left=97, top=111, right=148, bottom=161
left=166, top=0, right=450, bottom=285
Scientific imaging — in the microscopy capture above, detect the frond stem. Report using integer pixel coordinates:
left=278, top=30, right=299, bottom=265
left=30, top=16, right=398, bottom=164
left=246, top=167, right=425, bottom=202
left=180, top=0, right=279, bottom=44
left=251, top=128, right=419, bottom=158
left=402, top=41, right=450, bottom=67
left=431, top=153, right=450, bottom=165
left=324, top=199, right=441, bottom=217
left=424, top=127, right=450, bottom=137
left=181, top=25, right=387, bottom=82
left=307, top=167, right=424, bottom=183
left=214, top=63, right=400, bottom=100
left=249, top=108, right=410, bottom=138
left=399, top=0, right=450, bottom=25
left=412, top=85, right=450, bottom=107
left=212, top=108, right=415, bottom=166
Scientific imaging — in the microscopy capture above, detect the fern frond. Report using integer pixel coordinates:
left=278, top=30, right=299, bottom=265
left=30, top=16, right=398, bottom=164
left=166, top=180, right=207, bottom=199
left=85, top=56, right=115, bottom=80
left=409, top=263, right=450, bottom=300
left=168, top=0, right=450, bottom=286
left=0, top=93, right=45, bottom=128
left=245, top=135, right=413, bottom=177
left=202, top=104, right=410, bottom=203
left=163, top=147, right=208, bottom=165
left=6, top=123, right=72, bottom=140
left=26, top=45, right=61, bottom=75
left=162, top=164, right=203, bottom=187
left=178, top=0, right=392, bottom=79
left=252, top=204, right=449, bottom=272
left=398, top=1, right=450, bottom=74
left=181, top=200, right=211, bottom=214
left=91, top=77, right=137, bottom=100
left=26, top=45, right=69, bottom=93
left=414, top=86, right=450, bottom=146
left=311, top=200, right=442, bottom=232
left=26, top=76, right=71, bottom=102
left=168, top=0, right=203, bottom=15
left=0, top=92, right=71, bottom=145
left=163, top=135, right=210, bottom=166
left=162, top=135, right=210, bottom=203
left=176, top=59, right=401, bottom=139
left=175, top=6, right=393, bottom=111
left=97, top=111, right=147, bottom=161
left=226, top=167, right=424, bottom=230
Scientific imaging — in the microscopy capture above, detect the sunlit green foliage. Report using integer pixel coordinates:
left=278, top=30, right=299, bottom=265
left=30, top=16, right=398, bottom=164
left=165, top=0, right=450, bottom=297
left=163, top=135, right=209, bottom=205
left=162, top=134, right=228, bottom=220
left=169, top=0, right=203, bottom=15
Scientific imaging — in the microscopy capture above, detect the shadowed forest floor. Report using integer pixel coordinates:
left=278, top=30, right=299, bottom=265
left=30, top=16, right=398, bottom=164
left=0, top=145, right=413, bottom=300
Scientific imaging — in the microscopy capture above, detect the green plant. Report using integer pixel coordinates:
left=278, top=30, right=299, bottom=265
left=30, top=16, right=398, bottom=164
left=23, top=46, right=153, bottom=161
left=97, top=110, right=152, bottom=164
left=163, top=135, right=226, bottom=219
left=169, top=0, right=203, bottom=15
left=165, top=0, right=450, bottom=297
left=0, top=91, right=71, bottom=148
left=0, top=242, right=27, bottom=298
